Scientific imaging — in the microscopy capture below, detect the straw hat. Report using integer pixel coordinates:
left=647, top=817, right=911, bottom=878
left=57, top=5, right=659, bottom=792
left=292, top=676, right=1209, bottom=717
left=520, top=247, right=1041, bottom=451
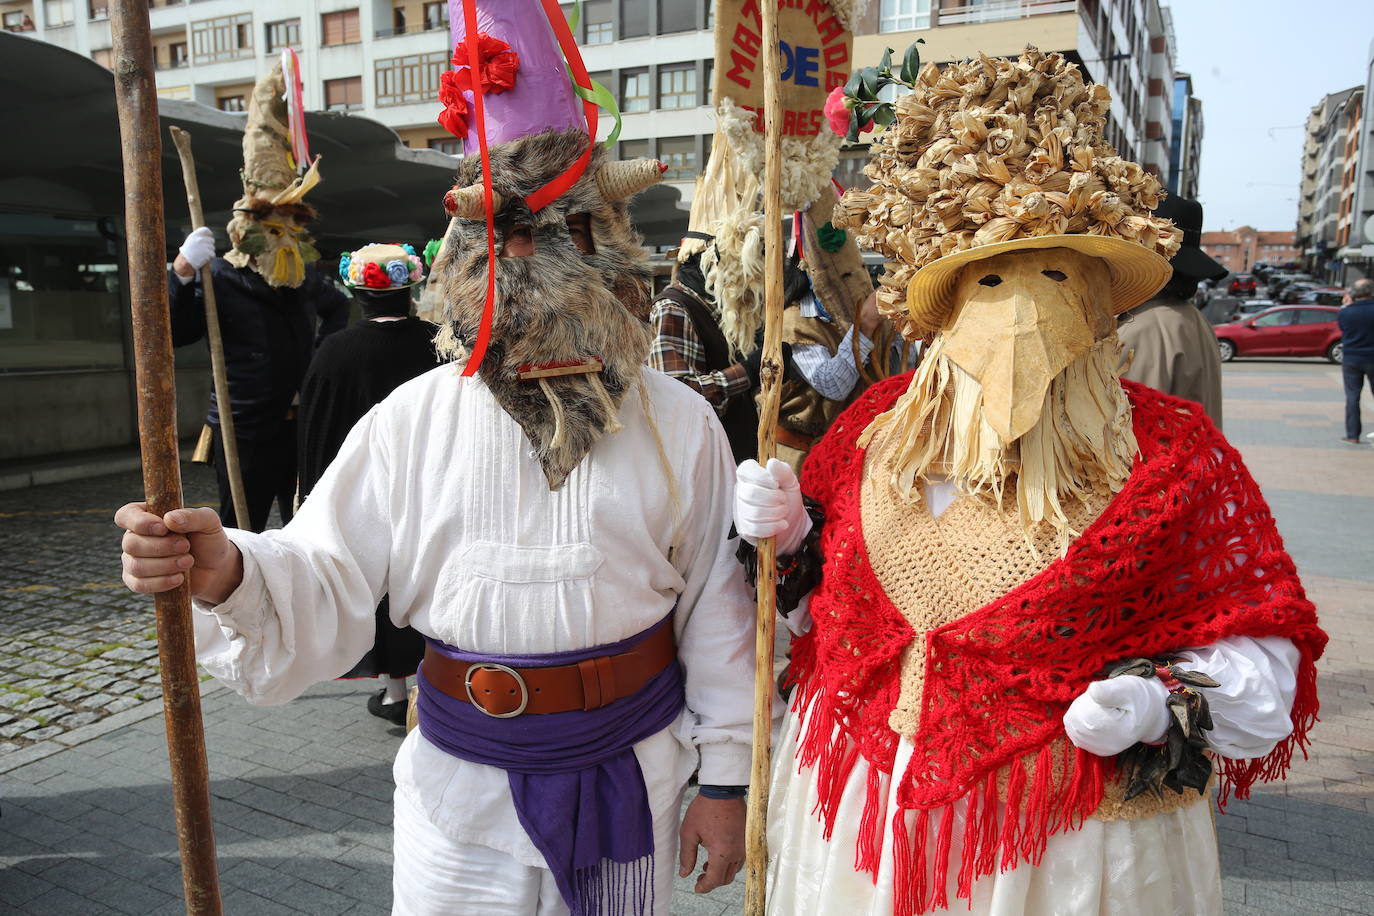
left=904, top=234, right=1171, bottom=327
left=833, top=47, right=1182, bottom=338
left=339, top=243, right=425, bottom=290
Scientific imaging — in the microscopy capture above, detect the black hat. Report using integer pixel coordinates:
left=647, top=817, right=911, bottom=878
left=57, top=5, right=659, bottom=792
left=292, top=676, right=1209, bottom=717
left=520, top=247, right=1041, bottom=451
left=1154, top=194, right=1227, bottom=282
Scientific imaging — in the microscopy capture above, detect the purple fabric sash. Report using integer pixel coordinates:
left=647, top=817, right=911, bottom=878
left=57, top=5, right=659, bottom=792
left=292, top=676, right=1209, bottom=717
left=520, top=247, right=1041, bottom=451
left=416, top=615, right=684, bottom=916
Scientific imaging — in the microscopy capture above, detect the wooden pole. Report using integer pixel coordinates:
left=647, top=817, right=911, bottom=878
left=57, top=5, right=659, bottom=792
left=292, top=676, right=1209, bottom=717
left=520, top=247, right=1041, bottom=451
left=744, top=0, right=785, bottom=912
left=109, top=4, right=223, bottom=913
left=168, top=127, right=250, bottom=530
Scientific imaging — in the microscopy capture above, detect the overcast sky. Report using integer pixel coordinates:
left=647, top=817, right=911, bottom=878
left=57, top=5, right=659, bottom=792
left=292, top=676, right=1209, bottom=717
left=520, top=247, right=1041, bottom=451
left=1167, top=2, right=1372, bottom=233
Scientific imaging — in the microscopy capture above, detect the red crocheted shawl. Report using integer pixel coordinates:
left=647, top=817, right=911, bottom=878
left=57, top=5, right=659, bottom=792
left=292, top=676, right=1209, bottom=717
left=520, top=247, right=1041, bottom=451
left=790, top=374, right=1326, bottom=915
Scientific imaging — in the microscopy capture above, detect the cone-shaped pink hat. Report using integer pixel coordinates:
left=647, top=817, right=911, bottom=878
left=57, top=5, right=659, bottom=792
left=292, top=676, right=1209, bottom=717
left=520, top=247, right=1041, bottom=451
left=442, top=0, right=586, bottom=153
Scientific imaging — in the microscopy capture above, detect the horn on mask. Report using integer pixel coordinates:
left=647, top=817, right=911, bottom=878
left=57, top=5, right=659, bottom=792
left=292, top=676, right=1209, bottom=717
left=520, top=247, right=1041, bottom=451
left=443, top=184, right=508, bottom=220
left=596, top=159, right=667, bottom=202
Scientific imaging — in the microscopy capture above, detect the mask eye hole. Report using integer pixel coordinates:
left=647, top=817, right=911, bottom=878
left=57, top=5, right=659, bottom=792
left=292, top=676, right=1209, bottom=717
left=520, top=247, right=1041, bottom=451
left=978, top=274, right=1002, bottom=287
left=1042, top=269, right=1067, bottom=282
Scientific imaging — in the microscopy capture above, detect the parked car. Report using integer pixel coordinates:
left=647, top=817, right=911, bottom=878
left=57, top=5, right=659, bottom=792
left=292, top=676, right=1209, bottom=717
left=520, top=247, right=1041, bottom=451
left=1279, top=281, right=1322, bottom=303
left=1269, top=272, right=1314, bottom=298
left=1293, top=287, right=1345, bottom=306
left=1228, top=273, right=1257, bottom=296
left=1213, top=306, right=1342, bottom=363
left=1228, top=298, right=1277, bottom=321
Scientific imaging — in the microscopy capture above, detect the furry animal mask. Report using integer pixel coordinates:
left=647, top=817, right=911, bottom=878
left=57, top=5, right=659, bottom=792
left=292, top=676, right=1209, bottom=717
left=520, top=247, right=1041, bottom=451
left=428, top=129, right=658, bottom=489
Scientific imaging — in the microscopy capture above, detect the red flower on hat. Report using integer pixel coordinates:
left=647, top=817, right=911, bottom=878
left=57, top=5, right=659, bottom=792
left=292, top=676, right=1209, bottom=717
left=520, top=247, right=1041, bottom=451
left=437, top=69, right=469, bottom=138
left=451, top=33, right=519, bottom=95
left=361, top=261, right=389, bottom=289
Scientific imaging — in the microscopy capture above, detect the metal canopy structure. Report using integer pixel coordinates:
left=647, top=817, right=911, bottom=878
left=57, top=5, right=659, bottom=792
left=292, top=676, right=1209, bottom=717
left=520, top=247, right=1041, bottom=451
left=0, top=31, right=690, bottom=254
left=0, top=32, right=458, bottom=255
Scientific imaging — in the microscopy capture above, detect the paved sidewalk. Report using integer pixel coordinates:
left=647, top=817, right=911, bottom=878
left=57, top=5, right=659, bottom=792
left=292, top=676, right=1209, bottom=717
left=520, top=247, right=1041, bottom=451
left=0, top=359, right=1370, bottom=914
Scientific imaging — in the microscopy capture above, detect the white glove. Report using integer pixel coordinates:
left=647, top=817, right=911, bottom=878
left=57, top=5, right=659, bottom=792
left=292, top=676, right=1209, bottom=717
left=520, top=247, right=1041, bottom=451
left=178, top=227, right=215, bottom=271
left=1063, top=675, right=1170, bottom=757
left=734, top=458, right=811, bottom=555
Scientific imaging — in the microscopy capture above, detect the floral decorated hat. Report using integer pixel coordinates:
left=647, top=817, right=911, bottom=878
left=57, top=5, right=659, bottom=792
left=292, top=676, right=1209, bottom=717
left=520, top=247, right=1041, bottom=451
left=339, top=243, right=425, bottom=290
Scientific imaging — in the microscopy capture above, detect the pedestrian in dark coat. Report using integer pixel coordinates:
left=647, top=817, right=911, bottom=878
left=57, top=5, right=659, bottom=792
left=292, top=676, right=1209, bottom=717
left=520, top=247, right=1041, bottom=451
left=1338, top=277, right=1374, bottom=444
left=169, top=246, right=347, bottom=532
left=298, top=242, right=439, bottom=725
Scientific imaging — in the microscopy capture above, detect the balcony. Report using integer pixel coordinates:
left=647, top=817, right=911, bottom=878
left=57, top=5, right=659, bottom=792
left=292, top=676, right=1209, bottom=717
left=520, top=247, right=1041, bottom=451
left=936, top=0, right=1076, bottom=26
left=374, top=21, right=447, bottom=40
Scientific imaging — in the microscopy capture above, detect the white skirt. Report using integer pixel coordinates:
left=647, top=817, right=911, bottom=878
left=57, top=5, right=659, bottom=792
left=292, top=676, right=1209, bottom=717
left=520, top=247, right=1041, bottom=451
left=766, top=701, right=1223, bottom=916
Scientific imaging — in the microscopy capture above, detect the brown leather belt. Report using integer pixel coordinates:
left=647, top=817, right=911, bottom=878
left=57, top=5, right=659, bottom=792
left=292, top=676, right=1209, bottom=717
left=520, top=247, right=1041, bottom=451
left=775, top=425, right=817, bottom=453
left=421, top=623, right=676, bottom=718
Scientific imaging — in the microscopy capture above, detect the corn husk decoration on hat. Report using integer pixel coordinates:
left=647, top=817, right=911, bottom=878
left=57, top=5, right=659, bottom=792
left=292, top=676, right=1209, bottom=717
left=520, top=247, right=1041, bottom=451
left=831, top=47, right=1182, bottom=548
left=686, top=0, right=865, bottom=356
left=224, top=58, right=322, bottom=289
left=426, top=0, right=666, bottom=493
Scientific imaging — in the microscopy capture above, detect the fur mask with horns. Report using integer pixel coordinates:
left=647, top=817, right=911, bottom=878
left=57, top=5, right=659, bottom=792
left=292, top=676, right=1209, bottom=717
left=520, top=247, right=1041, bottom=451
left=427, top=129, right=665, bottom=489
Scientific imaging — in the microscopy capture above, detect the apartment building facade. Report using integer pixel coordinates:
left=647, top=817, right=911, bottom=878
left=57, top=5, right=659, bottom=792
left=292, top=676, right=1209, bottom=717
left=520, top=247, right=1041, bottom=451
left=1296, top=85, right=1364, bottom=283
left=1168, top=71, right=1201, bottom=201
left=1200, top=228, right=1299, bottom=275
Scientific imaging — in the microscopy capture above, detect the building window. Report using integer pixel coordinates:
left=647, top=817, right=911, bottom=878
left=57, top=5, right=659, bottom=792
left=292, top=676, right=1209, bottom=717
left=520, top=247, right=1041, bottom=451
left=169, top=41, right=188, bottom=67
left=584, top=0, right=612, bottom=44
left=621, top=69, right=650, bottom=113
left=375, top=51, right=447, bottom=106
left=324, top=76, right=363, bottom=111
left=191, top=13, right=253, bottom=63
left=321, top=9, right=360, bottom=47
left=44, top=0, right=74, bottom=26
left=620, top=138, right=651, bottom=160
left=658, top=0, right=696, bottom=34
left=658, top=64, right=697, bottom=110
left=428, top=137, right=462, bottom=155
left=91, top=47, right=112, bottom=68
left=423, top=1, right=448, bottom=30
left=659, top=136, right=697, bottom=180
left=619, top=0, right=648, bottom=38
left=218, top=95, right=247, bottom=113
left=878, top=0, right=930, bottom=32
left=265, top=18, right=299, bottom=53
left=3, top=11, right=29, bottom=31
left=88, top=0, right=108, bottom=20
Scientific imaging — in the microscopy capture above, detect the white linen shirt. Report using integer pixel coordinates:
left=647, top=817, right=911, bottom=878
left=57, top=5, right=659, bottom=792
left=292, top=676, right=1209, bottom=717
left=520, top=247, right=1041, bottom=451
left=192, top=365, right=758, bottom=865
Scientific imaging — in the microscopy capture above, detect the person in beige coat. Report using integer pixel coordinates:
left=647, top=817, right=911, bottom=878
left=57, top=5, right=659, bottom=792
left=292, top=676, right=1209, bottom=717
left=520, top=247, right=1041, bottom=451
left=1118, top=195, right=1228, bottom=428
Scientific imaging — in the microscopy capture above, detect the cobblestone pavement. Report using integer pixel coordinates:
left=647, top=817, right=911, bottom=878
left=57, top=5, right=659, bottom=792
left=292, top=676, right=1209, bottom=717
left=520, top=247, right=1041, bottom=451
left=0, top=464, right=220, bottom=755
left=0, top=359, right=1370, bottom=914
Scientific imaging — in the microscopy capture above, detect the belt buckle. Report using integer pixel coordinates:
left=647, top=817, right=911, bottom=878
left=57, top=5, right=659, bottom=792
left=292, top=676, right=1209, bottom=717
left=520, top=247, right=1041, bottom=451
left=464, top=663, right=529, bottom=718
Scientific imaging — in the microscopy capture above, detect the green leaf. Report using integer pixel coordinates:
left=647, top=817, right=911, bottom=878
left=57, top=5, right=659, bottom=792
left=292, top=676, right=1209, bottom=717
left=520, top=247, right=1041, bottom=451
left=844, top=70, right=862, bottom=99
left=845, top=108, right=861, bottom=143
left=572, top=77, right=623, bottom=147
left=566, top=0, right=581, bottom=32
left=870, top=104, right=897, bottom=127
left=899, top=39, right=924, bottom=84
left=878, top=47, right=893, bottom=77
left=859, top=67, right=880, bottom=101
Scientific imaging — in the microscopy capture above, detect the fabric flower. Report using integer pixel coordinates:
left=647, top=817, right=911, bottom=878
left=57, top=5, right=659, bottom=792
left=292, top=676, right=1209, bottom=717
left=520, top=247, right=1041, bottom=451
left=437, top=69, right=469, bottom=138
left=423, top=238, right=442, bottom=266
left=824, top=86, right=850, bottom=137
left=361, top=261, right=388, bottom=289
left=401, top=243, right=416, bottom=257
left=451, top=33, right=519, bottom=94
left=817, top=221, right=847, bottom=252
left=409, top=267, right=424, bottom=282
left=385, top=259, right=410, bottom=285
left=337, top=252, right=352, bottom=281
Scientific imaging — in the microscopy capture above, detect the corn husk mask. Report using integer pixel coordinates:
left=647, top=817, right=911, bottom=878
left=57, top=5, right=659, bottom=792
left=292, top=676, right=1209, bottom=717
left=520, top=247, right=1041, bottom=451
left=844, top=48, right=1182, bottom=546
left=224, top=63, right=321, bottom=288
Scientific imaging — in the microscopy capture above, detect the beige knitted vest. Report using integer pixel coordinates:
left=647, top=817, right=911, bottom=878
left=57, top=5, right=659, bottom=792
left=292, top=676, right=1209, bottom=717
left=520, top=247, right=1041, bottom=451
left=859, top=422, right=1205, bottom=820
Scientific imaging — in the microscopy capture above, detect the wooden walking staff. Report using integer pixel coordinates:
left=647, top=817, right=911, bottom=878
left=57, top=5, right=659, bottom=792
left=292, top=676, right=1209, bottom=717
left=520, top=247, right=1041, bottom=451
left=168, top=127, right=250, bottom=530
left=109, top=3, right=223, bottom=913
left=744, top=0, right=786, bottom=912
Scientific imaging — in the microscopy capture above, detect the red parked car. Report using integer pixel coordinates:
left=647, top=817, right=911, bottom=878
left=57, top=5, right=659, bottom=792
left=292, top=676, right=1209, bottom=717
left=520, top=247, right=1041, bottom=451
left=1213, top=306, right=1342, bottom=363
left=1228, top=273, right=1257, bottom=296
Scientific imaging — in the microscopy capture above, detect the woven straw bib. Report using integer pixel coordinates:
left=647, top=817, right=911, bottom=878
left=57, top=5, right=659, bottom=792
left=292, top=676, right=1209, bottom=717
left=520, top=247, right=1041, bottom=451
left=858, top=421, right=1204, bottom=821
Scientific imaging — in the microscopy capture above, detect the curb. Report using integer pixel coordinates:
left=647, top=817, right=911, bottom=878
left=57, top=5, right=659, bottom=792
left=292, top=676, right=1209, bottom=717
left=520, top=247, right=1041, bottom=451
left=0, top=678, right=226, bottom=775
